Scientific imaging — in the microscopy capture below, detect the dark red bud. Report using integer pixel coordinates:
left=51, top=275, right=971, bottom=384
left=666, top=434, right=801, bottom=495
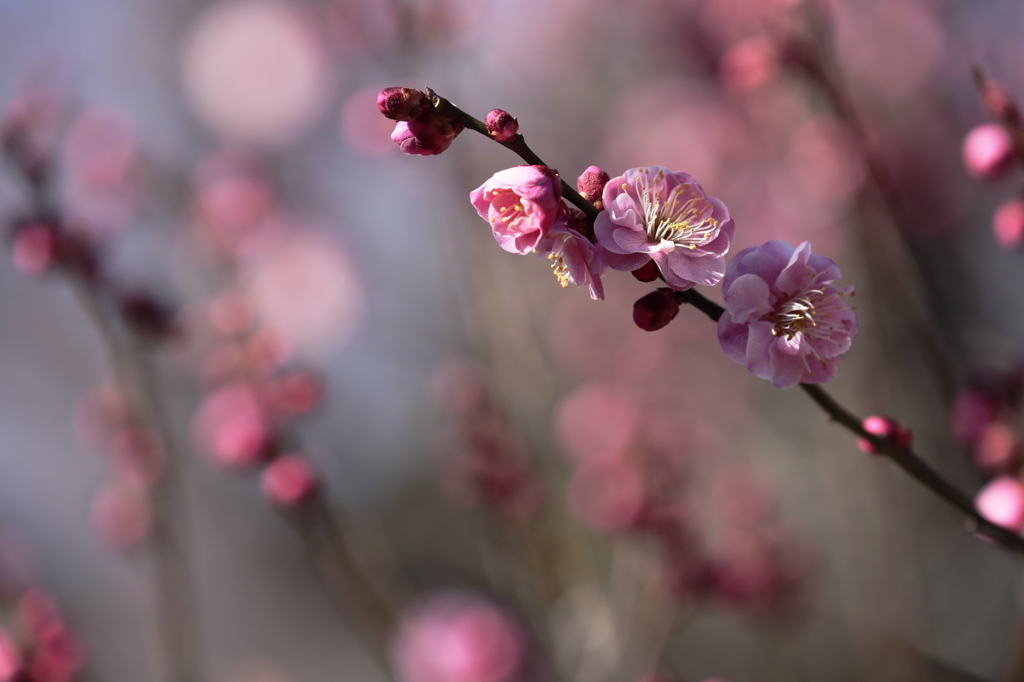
left=631, top=260, right=660, bottom=282
left=377, top=87, right=430, bottom=122
left=485, top=109, right=519, bottom=142
left=857, top=415, right=912, bottom=455
left=118, top=291, right=180, bottom=341
left=633, top=288, right=680, bottom=331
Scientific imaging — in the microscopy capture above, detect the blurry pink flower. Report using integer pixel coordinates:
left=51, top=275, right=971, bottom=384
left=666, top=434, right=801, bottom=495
left=717, top=241, right=857, bottom=389
left=261, top=455, right=318, bottom=507
left=392, top=592, right=526, bottom=682
left=0, top=628, right=22, bottom=682
left=90, top=484, right=152, bottom=550
left=718, top=36, right=777, bottom=92
left=484, top=109, right=518, bottom=143
left=535, top=224, right=606, bottom=300
left=264, top=369, right=324, bottom=416
left=972, top=422, right=1020, bottom=474
left=62, top=108, right=137, bottom=189
left=856, top=415, right=912, bottom=456
left=963, top=124, right=1015, bottom=181
left=595, top=166, right=734, bottom=290
left=11, top=223, right=57, bottom=275
left=975, top=476, right=1024, bottom=532
left=193, top=383, right=272, bottom=468
left=554, top=382, right=640, bottom=461
left=949, top=389, right=998, bottom=446
left=993, top=198, right=1024, bottom=250
left=470, top=166, right=563, bottom=254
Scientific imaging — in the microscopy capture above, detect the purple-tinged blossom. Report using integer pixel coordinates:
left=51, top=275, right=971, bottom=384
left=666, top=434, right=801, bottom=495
left=595, top=166, right=734, bottom=290
left=485, top=109, right=519, bottom=142
left=470, top=165, right=563, bottom=254
left=717, top=241, right=857, bottom=389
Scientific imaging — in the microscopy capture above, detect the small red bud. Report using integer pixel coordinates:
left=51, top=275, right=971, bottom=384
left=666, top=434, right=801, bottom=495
left=857, top=415, right=912, bottom=455
left=376, top=87, right=430, bottom=122
left=633, top=288, right=680, bottom=331
left=993, top=198, right=1024, bottom=250
left=631, top=260, right=660, bottom=282
left=963, top=124, right=1016, bottom=180
left=577, top=166, right=610, bottom=209
left=485, top=109, right=519, bottom=142
left=262, top=455, right=319, bottom=507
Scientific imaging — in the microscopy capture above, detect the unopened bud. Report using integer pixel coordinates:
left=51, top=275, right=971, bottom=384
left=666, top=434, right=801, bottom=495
left=633, top=288, right=680, bottom=331
left=631, top=260, right=660, bottom=283
left=377, top=87, right=430, bottom=122
left=118, top=291, right=180, bottom=341
left=963, top=124, right=1016, bottom=180
left=485, top=109, right=519, bottom=142
left=10, top=221, right=57, bottom=275
left=975, top=475, right=1024, bottom=532
left=391, top=112, right=464, bottom=156
left=262, top=455, right=319, bottom=507
left=857, top=415, right=912, bottom=455
left=577, top=166, right=610, bottom=209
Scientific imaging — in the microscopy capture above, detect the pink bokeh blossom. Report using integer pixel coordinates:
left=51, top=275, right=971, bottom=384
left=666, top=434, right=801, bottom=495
left=717, top=241, right=857, bottom=389
left=391, top=592, right=526, bottom=682
left=595, top=166, right=734, bottom=290
left=470, top=166, right=564, bottom=254
left=975, top=476, right=1024, bottom=532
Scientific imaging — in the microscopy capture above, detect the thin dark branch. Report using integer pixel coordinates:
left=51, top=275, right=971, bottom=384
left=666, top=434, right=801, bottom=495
left=430, top=91, right=601, bottom=221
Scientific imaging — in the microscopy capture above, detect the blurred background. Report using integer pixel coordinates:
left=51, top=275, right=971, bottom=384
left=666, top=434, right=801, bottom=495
left=2, top=0, right=1024, bottom=681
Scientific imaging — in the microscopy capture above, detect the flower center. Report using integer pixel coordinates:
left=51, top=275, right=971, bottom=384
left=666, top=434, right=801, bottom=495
left=768, top=280, right=854, bottom=356
left=633, top=169, right=719, bottom=249
left=494, top=189, right=526, bottom=224
left=547, top=252, right=570, bottom=288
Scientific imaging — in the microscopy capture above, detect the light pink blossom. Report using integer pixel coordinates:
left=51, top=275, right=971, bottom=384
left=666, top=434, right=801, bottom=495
left=595, top=166, right=734, bottom=290
left=535, top=223, right=606, bottom=300
left=976, top=476, right=1024, bottom=532
left=717, top=241, right=857, bottom=389
left=470, top=166, right=563, bottom=254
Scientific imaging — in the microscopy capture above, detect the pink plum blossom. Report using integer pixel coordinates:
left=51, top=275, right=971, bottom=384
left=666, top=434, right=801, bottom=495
left=535, top=222, right=606, bottom=300
left=391, top=592, right=526, bottom=682
left=261, top=455, right=319, bottom=507
left=470, top=166, right=563, bottom=254
left=975, top=476, right=1024, bottom=532
left=962, top=123, right=1015, bottom=181
left=717, top=241, right=857, bottom=389
left=595, top=166, right=734, bottom=290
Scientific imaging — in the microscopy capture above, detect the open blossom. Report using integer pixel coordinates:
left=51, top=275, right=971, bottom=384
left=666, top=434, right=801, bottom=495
left=717, top=241, right=857, bottom=389
left=535, top=222, right=606, bottom=300
left=595, top=166, right=734, bottom=290
left=470, top=166, right=563, bottom=254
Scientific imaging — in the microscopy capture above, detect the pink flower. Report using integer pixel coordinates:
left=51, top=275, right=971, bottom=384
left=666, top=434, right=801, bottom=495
left=975, top=476, right=1024, bottom=532
left=391, top=592, right=526, bottom=682
left=717, top=241, right=857, bottom=389
left=261, top=455, right=319, bottom=507
left=962, top=123, right=1015, bottom=181
left=535, top=223, right=606, bottom=299
left=470, top=166, right=563, bottom=254
left=595, top=166, right=734, bottom=290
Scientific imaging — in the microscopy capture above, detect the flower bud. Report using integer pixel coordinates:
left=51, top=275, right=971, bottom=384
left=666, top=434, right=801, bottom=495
left=972, top=422, right=1020, bottom=473
left=261, top=455, right=319, bottom=507
left=963, top=124, right=1015, bottom=180
left=631, top=260, right=660, bottom=282
left=856, top=415, right=912, bottom=455
left=633, top=288, right=679, bottom=331
left=993, top=198, right=1024, bottom=250
left=377, top=87, right=430, bottom=122
left=485, top=109, right=519, bottom=142
left=10, top=222, right=57, bottom=275
left=391, top=112, right=464, bottom=156
left=118, top=290, right=180, bottom=341
left=577, top=166, right=610, bottom=209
